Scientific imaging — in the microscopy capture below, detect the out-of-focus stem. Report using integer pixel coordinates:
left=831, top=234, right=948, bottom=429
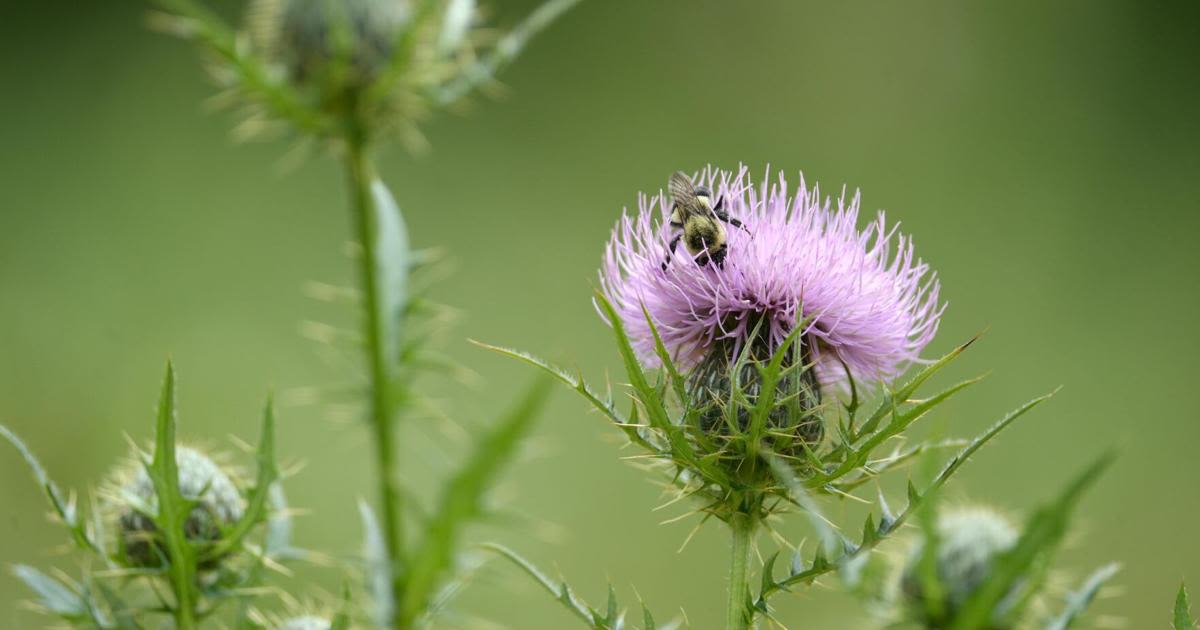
left=344, top=116, right=406, bottom=628
left=726, top=512, right=755, bottom=630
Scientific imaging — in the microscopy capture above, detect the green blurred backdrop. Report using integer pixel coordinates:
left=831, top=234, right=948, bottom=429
left=2, top=1, right=1198, bottom=627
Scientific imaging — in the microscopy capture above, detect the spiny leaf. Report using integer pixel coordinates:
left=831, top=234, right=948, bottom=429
left=369, top=178, right=411, bottom=382
left=478, top=543, right=607, bottom=628
left=860, top=514, right=878, bottom=546
left=950, top=453, right=1113, bottom=630
left=642, top=604, right=656, bottom=630
left=146, top=361, right=200, bottom=622
left=264, top=482, right=292, bottom=558
left=760, top=552, right=780, bottom=599
left=149, top=0, right=328, bottom=134
left=330, top=583, right=354, bottom=630
left=12, top=565, right=85, bottom=618
left=471, top=341, right=639, bottom=440
left=817, top=374, right=984, bottom=486
left=641, top=303, right=686, bottom=404
left=1177, top=583, right=1195, bottom=630
left=605, top=583, right=619, bottom=624
left=855, top=336, right=977, bottom=439
left=594, top=291, right=726, bottom=486
left=761, top=390, right=1052, bottom=602
left=359, top=500, right=394, bottom=630
left=398, top=379, right=551, bottom=622
left=205, top=397, right=279, bottom=560
left=0, top=425, right=98, bottom=553
left=437, top=0, right=585, bottom=104
left=1045, top=563, right=1120, bottom=630
left=926, top=389, right=1058, bottom=499
left=878, top=491, right=896, bottom=529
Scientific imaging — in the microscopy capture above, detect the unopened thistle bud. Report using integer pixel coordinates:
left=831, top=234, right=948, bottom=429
left=249, top=0, right=412, bottom=91
left=109, top=446, right=245, bottom=569
left=899, top=507, right=1020, bottom=626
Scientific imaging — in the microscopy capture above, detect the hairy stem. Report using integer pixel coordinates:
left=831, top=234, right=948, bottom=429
left=726, top=512, right=756, bottom=630
left=344, top=120, right=406, bottom=627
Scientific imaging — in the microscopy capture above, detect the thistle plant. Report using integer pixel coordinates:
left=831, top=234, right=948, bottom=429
left=1, top=364, right=289, bottom=629
left=143, top=0, right=580, bottom=627
left=1, top=2, right=1142, bottom=628
left=5, top=0, right=579, bottom=628
left=481, top=166, right=1119, bottom=629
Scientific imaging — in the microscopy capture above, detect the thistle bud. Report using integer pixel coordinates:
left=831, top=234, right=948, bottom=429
left=899, top=507, right=1020, bottom=626
left=249, top=0, right=413, bottom=91
left=110, top=446, right=245, bottom=569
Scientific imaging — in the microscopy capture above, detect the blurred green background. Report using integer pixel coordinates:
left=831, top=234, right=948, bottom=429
left=2, top=1, right=1198, bottom=627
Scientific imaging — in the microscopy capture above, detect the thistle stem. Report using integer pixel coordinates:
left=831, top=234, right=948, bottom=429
left=168, top=554, right=198, bottom=630
left=344, top=120, right=406, bottom=627
left=726, top=512, right=756, bottom=630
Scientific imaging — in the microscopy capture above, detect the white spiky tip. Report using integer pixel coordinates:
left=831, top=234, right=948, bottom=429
left=279, top=615, right=332, bottom=630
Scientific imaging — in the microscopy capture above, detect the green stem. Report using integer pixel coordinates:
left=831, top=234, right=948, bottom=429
left=164, top=530, right=198, bottom=630
left=344, top=121, right=406, bottom=627
left=726, top=512, right=756, bottom=630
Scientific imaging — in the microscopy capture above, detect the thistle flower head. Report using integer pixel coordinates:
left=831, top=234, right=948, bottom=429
left=107, top=445, right=245, bottom=568
left=899, top=506, right=1020, bottom=625
left=600, top=166, right=943, bottom=392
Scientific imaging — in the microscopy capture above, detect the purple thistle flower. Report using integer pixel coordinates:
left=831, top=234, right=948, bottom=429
left=599, top=166, right=944, bottom=390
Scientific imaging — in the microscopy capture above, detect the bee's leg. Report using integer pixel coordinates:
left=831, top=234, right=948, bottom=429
left=661, top=234, right=682, bottom=271
left=713, top=199, right=749, bottom=233
left=715, top=209, right=748, bottom=234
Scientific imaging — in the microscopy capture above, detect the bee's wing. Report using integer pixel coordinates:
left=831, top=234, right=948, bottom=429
left=668, top=171, right=696, bottom=203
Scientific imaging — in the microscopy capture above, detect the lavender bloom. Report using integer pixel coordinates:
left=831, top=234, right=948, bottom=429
left=600, top=166, right=943, bottom=392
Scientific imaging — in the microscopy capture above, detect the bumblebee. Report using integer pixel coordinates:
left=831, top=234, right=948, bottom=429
left=662, top=171, right=746, bottom=270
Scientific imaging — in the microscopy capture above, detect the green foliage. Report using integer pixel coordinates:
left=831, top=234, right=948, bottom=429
left=2, top=364, right=291, bottom=628
left=331, top=584, right=355, bottom=630
left=145, top=362, right=202, bottom=628
left=1177, top=583, right=1195, bottom=630
left=205, top=397, right=280, bottom=562
left=480, top=543, right=674, bottom=630
left=755, top=389, right=1055, bottom=613
left=1045, top=563, right=1120, bottom=630
left=949, top=454, right=1112, bottom=629
left=0, top=425, right=100, bottom=553
left=489, top=294, right=1114, bottom=630
left=359, top=500, right=395, bottom=630
left=370, top=179, right=411, bottom=387
left=150, top=0, right=583, bottom=143
left=11, top=565, right=86, bottom=620
left=398, top=379, right=552, bottom=626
